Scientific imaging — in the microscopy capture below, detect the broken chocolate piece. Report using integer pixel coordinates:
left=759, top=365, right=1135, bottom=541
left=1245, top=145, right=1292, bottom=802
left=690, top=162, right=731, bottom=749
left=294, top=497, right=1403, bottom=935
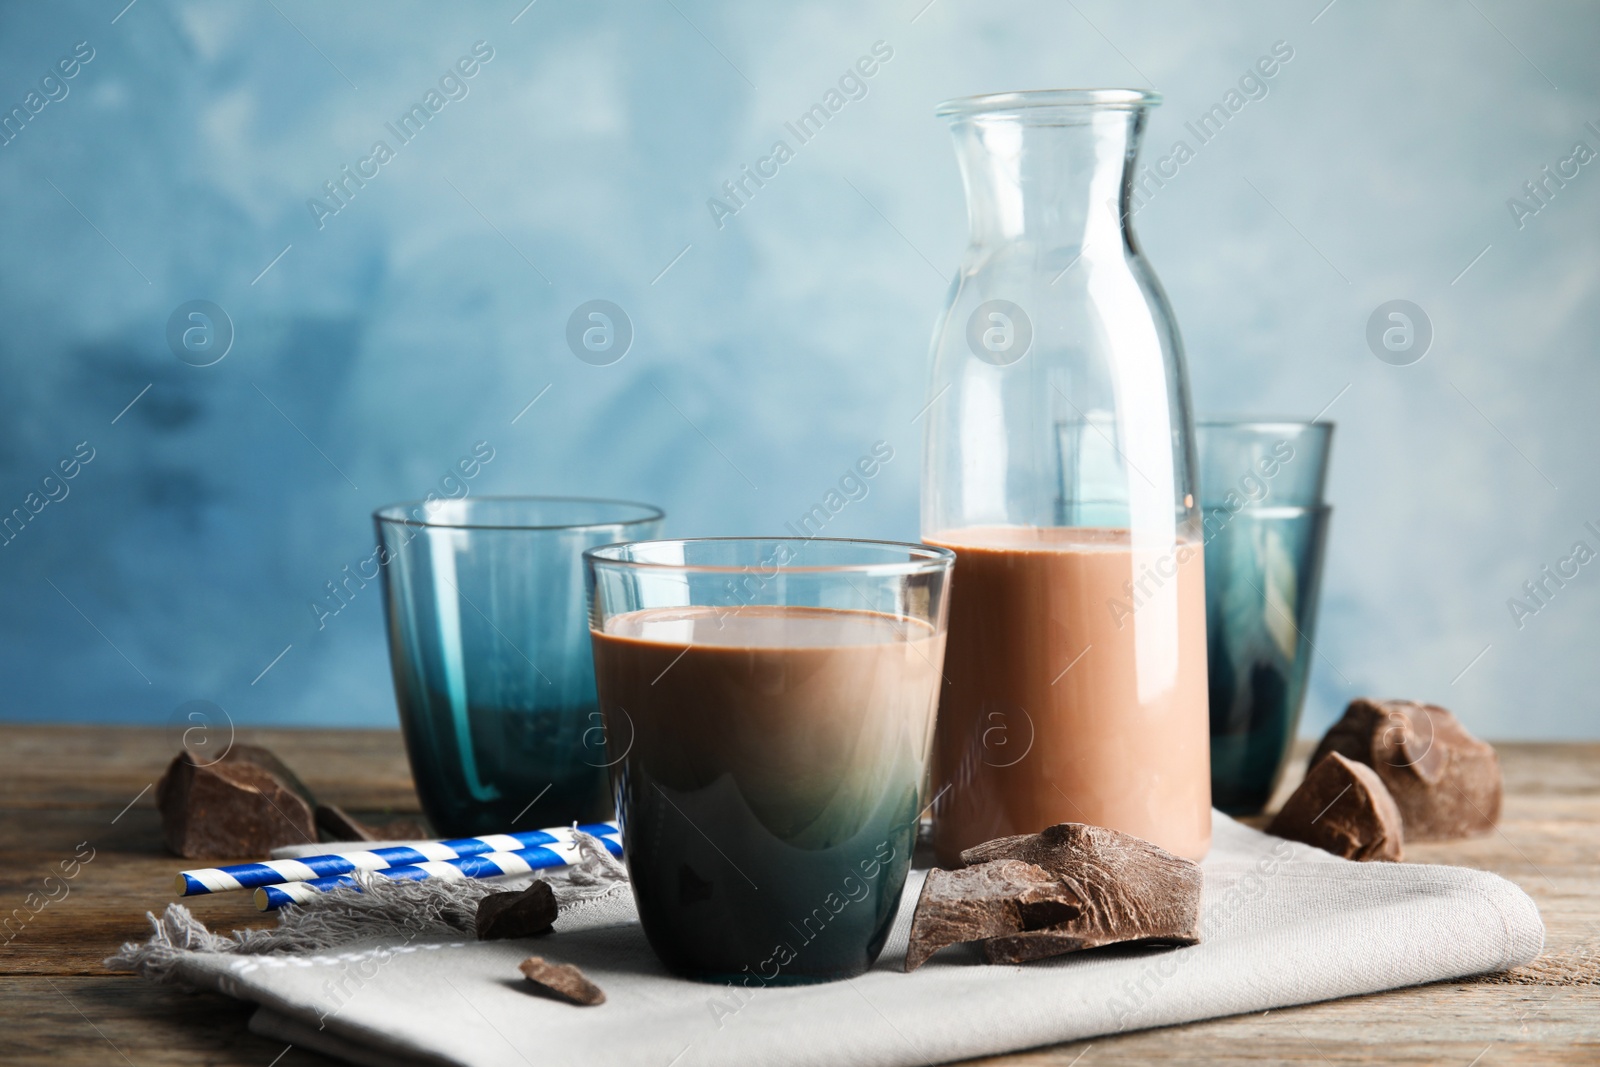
left=982, top=928, right=1103, bottom=964
left=905, top=859, right=1081, bottom=971
left=315, top=803, right=376, bottom=842
left=475, top=881, right=557, bottom=941
left=1267, top=752, right=1404, bottom=861
left=1311, top=698, right=1501, bottom=840
left=155, top=744, right=317, bottom=858
left=517, top=956, right=605, bottom=1005
left=960, top=824, right=1202, bottom=959
left=905, top=823, right=1202, bottom=969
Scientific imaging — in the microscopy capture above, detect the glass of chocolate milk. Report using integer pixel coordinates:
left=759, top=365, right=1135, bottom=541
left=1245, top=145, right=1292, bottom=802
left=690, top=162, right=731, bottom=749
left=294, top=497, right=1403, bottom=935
left=584, top=537, right=954, bottom=984
left=922, top=90, right=1211, bottom=864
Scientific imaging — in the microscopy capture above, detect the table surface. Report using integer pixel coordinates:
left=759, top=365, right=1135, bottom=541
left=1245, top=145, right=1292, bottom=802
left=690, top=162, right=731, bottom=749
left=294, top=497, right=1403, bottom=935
left=1, top=726, right=1596, bottom=1066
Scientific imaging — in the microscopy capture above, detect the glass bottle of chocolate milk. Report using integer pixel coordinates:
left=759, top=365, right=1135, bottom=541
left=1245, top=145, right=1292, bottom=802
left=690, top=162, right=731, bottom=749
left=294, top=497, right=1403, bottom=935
left=922, top=90, right=1210, bottom=863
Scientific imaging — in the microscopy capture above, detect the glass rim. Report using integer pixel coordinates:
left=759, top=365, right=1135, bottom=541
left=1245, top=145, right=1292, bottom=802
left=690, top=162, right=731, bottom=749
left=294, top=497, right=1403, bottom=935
left=584, top=536, right=955, bottom=577
left=1197, top=419, right=1335, bottom=433
left=373, top=495, right=664, bottom=532
left=1199, top=501, right=1333, bottom=515
left=937, top=88, right=1160, bottom=119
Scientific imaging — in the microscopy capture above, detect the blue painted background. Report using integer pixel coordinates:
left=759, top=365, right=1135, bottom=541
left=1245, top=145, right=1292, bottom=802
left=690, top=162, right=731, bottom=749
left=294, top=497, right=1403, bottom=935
left=2, top=1, right=1596, bottom=738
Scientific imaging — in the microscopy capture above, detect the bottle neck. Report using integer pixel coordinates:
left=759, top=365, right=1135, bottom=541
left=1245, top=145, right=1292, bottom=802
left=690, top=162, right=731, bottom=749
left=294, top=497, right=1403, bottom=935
left=949, top=109, right=1144, bottom=251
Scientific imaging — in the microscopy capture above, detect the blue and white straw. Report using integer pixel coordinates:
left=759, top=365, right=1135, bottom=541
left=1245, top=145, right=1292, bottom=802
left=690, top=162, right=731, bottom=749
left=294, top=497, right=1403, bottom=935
left=253, top=837, right=624, bottom=911
left=175, top=822, right=620, bottom=897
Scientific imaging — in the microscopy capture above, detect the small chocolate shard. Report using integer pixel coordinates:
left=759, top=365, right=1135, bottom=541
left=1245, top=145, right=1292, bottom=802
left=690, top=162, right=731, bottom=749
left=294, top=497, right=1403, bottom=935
left=476, top=881, right=558, bottom=941
left=156, top=744, right=317, bottom=859
left=517, top=956, right=605, bottom=1005
left=904, top=860, right=1081, bottom=971
left=1311, top=698, right=1501, bottom=841
left=1267, top=752, right=1404, bottom=861
left=906, top=823, right=1202, bottom=969
left=315, top=803, right=376, bottom=842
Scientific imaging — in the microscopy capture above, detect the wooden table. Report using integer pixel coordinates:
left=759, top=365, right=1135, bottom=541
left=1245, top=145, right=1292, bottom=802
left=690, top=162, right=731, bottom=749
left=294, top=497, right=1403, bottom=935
left=2, top=726, right=1596, bottom=1065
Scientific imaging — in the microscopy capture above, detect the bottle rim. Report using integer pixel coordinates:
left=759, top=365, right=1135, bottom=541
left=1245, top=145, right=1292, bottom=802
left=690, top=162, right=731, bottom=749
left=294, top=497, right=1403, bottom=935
left=936, top=88, right=1160, bottom=120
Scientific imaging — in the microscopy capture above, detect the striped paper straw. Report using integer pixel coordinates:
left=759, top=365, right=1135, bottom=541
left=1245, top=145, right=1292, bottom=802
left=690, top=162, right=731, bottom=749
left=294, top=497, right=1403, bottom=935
left=254, top=837, right=623, bottom=911
left=175, top=822, right=619, bottom=897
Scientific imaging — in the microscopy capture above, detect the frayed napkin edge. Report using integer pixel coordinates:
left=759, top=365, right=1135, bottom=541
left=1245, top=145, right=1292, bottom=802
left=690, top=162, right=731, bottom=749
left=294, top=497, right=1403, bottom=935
left=106, top=831, right=630, bottom=987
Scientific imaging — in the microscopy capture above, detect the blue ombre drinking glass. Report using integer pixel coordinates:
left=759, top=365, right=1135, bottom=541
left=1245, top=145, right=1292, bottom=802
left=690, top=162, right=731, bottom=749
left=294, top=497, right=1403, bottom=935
left=375, top=497, right=663, bottom=836
left=1198, top=422, right=1333, bottom=816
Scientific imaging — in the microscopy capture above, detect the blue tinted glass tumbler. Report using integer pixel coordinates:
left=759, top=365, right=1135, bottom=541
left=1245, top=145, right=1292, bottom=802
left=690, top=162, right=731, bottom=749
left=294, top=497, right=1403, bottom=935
left=1197, top=422, right=1332, bottom=815
left=375, top=497, right=664, bottom=836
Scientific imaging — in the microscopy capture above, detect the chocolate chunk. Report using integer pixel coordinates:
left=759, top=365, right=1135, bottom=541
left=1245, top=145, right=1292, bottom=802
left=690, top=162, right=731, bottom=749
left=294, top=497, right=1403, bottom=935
left=905, top=859, right=1081, bottom=971
left=982, top=928, right=1102, bottom=964
left=517, top=956, right=605, bottom=1005
left=962, top=824, right=1202, bottom=958
left=315, top=803, right=376, bottom=842
left=906, top=823, right=1202, bottom=970
left=475, top=881, right=557, bottom=941
left=1311, top=698, right=1501, bottom=840
left=155, top=744, right=317, bottom=858
left=1267, top=752, right=1404, bottom=861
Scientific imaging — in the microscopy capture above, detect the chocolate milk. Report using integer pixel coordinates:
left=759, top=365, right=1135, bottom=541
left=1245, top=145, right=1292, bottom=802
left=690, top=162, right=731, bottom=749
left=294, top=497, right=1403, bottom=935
left=590, top=605, right=944, bottom=981
left=925, top=526, right=1211, bottom=863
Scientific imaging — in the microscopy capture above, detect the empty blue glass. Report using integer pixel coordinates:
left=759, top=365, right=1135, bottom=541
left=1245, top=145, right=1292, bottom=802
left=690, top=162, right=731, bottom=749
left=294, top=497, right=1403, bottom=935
left=375, top=497, right=664, bottom=836
left=1198, top=422, right=1332, bottom=815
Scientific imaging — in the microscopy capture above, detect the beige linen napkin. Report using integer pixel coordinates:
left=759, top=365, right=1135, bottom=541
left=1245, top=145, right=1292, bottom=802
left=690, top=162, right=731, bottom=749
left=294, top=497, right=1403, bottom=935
left=114, top=815, right=1543, bottom=1067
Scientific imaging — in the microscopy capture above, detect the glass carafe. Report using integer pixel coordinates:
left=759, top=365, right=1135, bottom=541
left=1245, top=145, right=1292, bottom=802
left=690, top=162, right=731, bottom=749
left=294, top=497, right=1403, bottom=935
left=922, top=90, right=1211, bottom=863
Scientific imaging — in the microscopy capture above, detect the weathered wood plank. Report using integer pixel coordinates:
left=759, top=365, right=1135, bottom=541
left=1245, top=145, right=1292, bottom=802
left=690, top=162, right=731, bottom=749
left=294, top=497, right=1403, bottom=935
left=0, top=976, right=340, bottom=1066
left=983, top=983, right=1600, bottom=1064
left=0, top=725, right=421, bottom=811
left=2, top=727, right=1597, bottom=1065
left=1, top=977, right=1595, bottom=1067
